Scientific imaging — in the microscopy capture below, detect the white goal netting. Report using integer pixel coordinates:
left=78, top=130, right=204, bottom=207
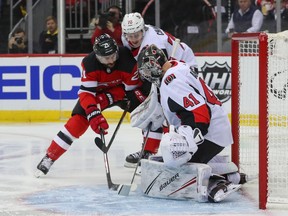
left=232, top=31, right=288, bottom=207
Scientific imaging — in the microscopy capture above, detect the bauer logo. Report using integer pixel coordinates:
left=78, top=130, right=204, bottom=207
left=200, top=61, right=231, bottom=103
left=159, top=173, right=179, bottom=191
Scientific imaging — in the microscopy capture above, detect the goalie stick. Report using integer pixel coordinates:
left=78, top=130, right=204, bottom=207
left=95, top=131, right=120, bottom=191
left=95, top=109, right=128, bottom=153
left=118, top=122, right=152, bottom=196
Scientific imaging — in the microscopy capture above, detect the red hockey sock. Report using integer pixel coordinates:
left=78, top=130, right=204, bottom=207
left=144, top=138, right=160, bottom=154
left=143, top=128, right=163, bottom=154
left=163, top=125, right=169, bottom=134
left=46, top=115, right=89, bottom=161
left=47, top=140, right=66, bottom=161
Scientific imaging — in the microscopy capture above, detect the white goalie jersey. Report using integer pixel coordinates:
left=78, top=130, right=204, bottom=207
left=121, top=25, right=198, bottom=68
left=159, top=61, right=233, bottom=147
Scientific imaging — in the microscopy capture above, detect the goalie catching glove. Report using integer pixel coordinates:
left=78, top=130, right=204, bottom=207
left=160, top=125, right=204, bottom=168
left=86, top=105, right=109, bottom=134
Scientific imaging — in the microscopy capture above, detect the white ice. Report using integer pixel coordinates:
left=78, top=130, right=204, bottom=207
left=0, top=122, right=288, bottom=216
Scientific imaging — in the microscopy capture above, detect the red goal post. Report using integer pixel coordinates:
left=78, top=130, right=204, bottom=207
left=231, top=31, right=288, bottom=209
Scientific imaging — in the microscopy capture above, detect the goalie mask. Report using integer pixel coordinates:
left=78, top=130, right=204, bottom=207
left=93, top=34, right=119, bottom=67
left=137, top=44, right=168, bottom=87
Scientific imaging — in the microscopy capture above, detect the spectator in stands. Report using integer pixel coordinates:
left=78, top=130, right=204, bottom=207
left=39, top=16, right=58, bottom=54
left=223, top=0, right=263, bottom=51
left=0, top=0, right=2, bottom=18
left=8, top=27, right=27, bottom=53
left=225, top=0, right=263, bottom=37
left=91, top=5, right=123, bottom=45
left=280, top=0, right=288, bottom=22
left=260, top=0, right=274, bottom=17
left=274, top=0, right=288, bottom=30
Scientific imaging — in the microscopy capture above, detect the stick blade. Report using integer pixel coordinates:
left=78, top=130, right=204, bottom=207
left=117, top=184, right=131, bottom=196
left=109, top=183, right=120, bottom=191
left=94, top=137, right=107, bottom=153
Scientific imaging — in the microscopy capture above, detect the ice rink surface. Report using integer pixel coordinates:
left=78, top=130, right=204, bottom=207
left=1, top=122, right=288, bottom=216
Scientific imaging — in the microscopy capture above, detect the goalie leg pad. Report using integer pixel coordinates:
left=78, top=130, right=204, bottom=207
left=209, top=155, right=230, bottom=163
left=141, top=159, right=212, bottom=202
left=208, top=160, right=241, bottom=184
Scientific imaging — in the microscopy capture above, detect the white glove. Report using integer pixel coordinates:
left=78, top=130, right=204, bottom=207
left=160, top=125, right=204, bottom=168
left=177, top=125, right=203, bottom=154
left=160, top=128, right=192, bottom=168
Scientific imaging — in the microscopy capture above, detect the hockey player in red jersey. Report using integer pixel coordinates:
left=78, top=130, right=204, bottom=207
left=134, top=44, right=244, bottom=202
left=35, top=34, right=140, bottom=177
left=121, top=12, right=198, bottom=167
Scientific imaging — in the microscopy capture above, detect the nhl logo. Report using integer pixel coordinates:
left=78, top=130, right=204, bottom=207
left=200, top=61, right=231, bottom=103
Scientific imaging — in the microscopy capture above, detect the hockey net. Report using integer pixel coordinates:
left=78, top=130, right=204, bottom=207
left=231, top=31, right=288, bottom=209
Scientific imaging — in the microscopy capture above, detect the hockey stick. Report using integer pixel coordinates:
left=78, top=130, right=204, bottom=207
left=95, top=131, right=120, bottom=191
left=171, top=38, right=180, bottom=58
left=118, top=122, right=152, bottom=196
left=95, top=109, right=128, bottom=153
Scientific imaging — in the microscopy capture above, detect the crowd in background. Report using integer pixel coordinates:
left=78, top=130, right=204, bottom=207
left=1, top=0, right=288, bottom=54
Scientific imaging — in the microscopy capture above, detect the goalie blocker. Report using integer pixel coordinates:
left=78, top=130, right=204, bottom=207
left=141, top=156, right=242, bottom=203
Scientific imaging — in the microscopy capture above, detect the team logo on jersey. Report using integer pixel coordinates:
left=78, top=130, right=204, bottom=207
left=164, top=74, right=176, bottom=85
left=200, top=61, right=231, bottom=103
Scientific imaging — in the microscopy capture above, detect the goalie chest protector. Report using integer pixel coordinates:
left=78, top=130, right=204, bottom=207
left=141, top=159, right=212, bottom=202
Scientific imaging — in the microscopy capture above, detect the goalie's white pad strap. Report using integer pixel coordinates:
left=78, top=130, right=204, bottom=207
left=208, top=155, right=238, bottom=175
left=208, top=162, right=238, bottom=175
left=208, top=156, right=240, bottom=184
left=130, top=84, right=165, bottom=131
left=209, top=155, right=230, bottom=163
left=141, top=159, right=212, bottom=202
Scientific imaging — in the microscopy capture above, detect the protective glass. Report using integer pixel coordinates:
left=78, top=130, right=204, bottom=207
left=96, top=52, right=118, bottom=64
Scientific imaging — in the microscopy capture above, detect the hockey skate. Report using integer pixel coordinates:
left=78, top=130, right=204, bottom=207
left=34, top=154, right=54, bottom=178
left=208, top=180, right=241, bottom=203
left=124, top=150, right=153, bottom=168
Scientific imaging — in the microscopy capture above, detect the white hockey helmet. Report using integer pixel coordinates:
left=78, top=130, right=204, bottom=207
left=122, top=12, right=145, bottom=34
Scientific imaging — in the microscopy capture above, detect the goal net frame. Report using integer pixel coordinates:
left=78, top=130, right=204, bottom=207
left=231, top=32, right=288, bottom=210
